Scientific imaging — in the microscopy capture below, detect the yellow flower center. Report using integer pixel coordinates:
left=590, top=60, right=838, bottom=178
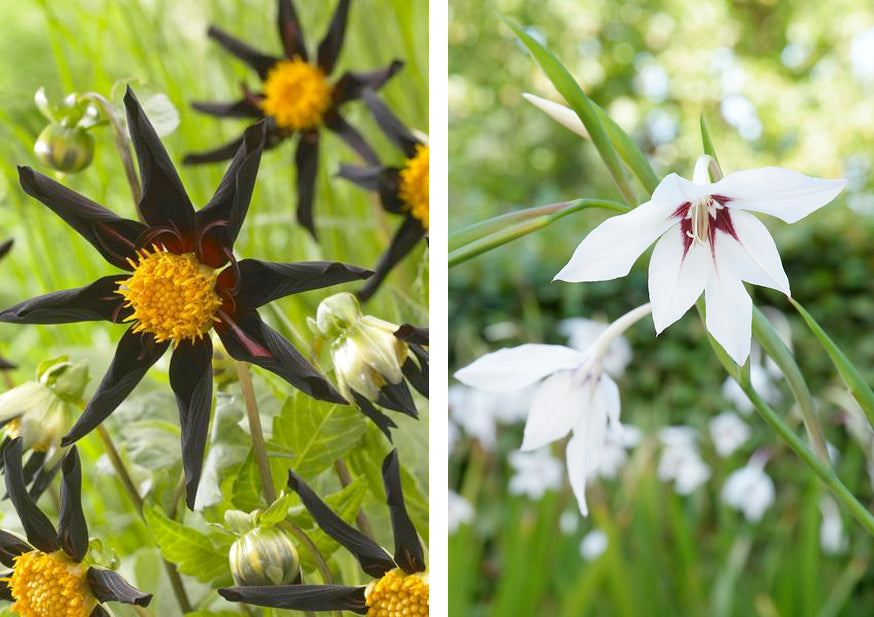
left=117, top=246, right=222, bottom=345
left=365, top=569, right=429, bottom=617
left=260, top=58, right=333, bottom=130
left=5, top=550, right=96, bottom=617
left=398, top=146, right=429, bottom=230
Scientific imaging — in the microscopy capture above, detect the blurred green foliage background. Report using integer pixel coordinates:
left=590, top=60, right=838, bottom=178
left=450, top=0, right=874, bottom=615
left=0, top=1, right=428, bottom=615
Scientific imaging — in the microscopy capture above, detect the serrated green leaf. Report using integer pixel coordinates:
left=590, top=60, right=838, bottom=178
left=230, top=449, right=264, bottom=512
left=273, top=392, right=368, bottom=478
left=143, top=504, right=233, bottom=585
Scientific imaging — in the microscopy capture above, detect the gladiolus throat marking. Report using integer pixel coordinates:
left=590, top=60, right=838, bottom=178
left=117, top=246, right=222, bottom=344
left=260, top=59, right=333, bottom=130
left=5, top=550, right=96, bottom=617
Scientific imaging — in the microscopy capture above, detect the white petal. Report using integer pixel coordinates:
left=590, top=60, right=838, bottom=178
left=522, top=93, right=589, bottom=138
left=600, top=374, right=621, bottom=427
left=554, top=199, right=678, bottom=282
left=520, top=372, right=582, bottom=451
left=565, top=382, right=610, bottom=516
left=713, top=167, right=847, bottom=223
left=648, top=225, right=712, bottom=333
left=705, top=268, right=753, bottom=365
left=454, top=344, right=586, bottom=392
left=713, top=211, right=790, bottom=295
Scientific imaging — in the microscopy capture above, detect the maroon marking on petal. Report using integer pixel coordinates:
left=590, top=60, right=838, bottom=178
left=708, top=206, right=738, bottom=259
left=672, top=201, right=691, bottom=219
left=711, top=194, right=733, bottom=206
left=216, top=310, right=271, bottom=358
left=678, top=218, right=693, bottom=259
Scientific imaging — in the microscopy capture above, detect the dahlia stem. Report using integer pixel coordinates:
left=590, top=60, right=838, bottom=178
left=234, top=361, right=337, bottom=597
left=95, top=425, right=193, bottom=613
left=335, top=458, right=375, bottom=539
left=80, top=92, right=142, bottom=215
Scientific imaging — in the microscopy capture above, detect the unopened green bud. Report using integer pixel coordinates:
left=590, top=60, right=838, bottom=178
left=314, top=292, right=363, bottom=339
left=43, top=359, right=89, bottom=402
left=34, top=123, right=94, bottom=173
left=229, top=526, right=300, bottom=587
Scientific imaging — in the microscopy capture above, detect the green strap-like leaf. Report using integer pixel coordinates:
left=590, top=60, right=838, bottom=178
left=502, top=16, right=638, bottom=207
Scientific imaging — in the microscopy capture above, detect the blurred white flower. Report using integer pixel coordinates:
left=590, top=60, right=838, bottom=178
left=709, top=411, right=751, bottom=457
left=559, top=510, right=580, bottom=535
left=721, top=458, right=775, bottom=522
left=448, top=420, right=460, bottom=454
left=507, top=449, right=564, bottom=500
left=850, top=28, right=874, bottom=84
left=448, top=383, right=533, bottom=450
left=722, top=364, right=782, bottom=415
left=597, top=423, right=642, bottom=478
left=455, top=305, right=652, bottom=516
left=557, top=317, right=633, bottom=377
left=580, top=529, right=609, bottom=561
left=819, top=497, right=848, bottom=555
left=658, top=427, right=710, bottom=494
left=449, top=491, right=475, bottom=534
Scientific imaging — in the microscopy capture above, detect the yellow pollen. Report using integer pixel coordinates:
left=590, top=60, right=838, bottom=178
left=5, top=550, right=96, bottom=617
left=260, top=58, right=333, bottom=130
left=398, top=145, right=429, bottom=230
left=116, top=246, right=222, bottom=345
left=4, top=417, right=21, bottom=440
left=365, top=569, right=429, bottom=617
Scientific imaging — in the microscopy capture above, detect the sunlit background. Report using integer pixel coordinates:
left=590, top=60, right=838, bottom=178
left=450, top=0, right=874, bottom=615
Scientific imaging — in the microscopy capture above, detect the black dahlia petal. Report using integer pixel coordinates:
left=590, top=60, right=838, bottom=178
left=401, top=345, right=429, bottom=398
left=87, top=568, right=153, bottom=606
left=2, top=439, right=59, bottom=554
left=0, top=276, right=127, bottom=325
left=295, top=130, right=320, bottom=239
left=381, top=450, right=425, bottom=574
left=316, top=0, right=350, bottom=75
left=235, top=259, right=373, bottom=308
left=17, top=167, right=145, bottom=271
left=0, top=530, right=31, bottom=568
left=196, top=122, right=267, bottom=262
left=332, top=60, right=404, bottom=106
left=217, top=310, right=345, bottom=404
left=219, top=584, right=366, bottom=613
left=27, top=461, right=62, bottom=502
left=352, top=392, right=397, bottom=440
left=183, top=135, right=246, bottom=166
left=57, top=448, right=89, bottom=562
left=337, top=164, right=405, bottom=215
left=0, top=238, right=13, bottom=261
left=0, top=577, right=13, bottom=601
left=62, top=329, right=169, bottom=446
left=358, top=217, right=425, bottom=302
left=363, top=90, right=421, bottom=158
left=0, top=356, right=15, bottom=370
left=191, top=98, right=264, bottom=119
left=323, top=113, right=378, bottom=166
left=278, top=0, right=308, bottom=61
left=395, top=325, right=429, bottom=347
left=287, top=469, right=395, bottom=578
left=207, top=25, right=279, bottom=80
left=124, top=88, right=196, bottom=236
left=169, top=338, right=213, bottom=510
left=376, top=380, right=417, bottom=419
left=90, top=605, right=111, bottom=617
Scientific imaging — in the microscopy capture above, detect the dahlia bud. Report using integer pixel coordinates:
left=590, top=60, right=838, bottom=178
left=311, top=292, right=407, bottom=402
left=34, top=123, right=95, bottom=173
left=228, top=526, right=301, bottom=587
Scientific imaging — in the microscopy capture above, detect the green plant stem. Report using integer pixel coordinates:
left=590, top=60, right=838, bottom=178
left=335, top=458, right=375, bottom=539
left=698, top=307, right=874, bottom=536
left=95, top=425, right=193, bottom=614
left=79, top=92, right=142, bottom=212
left=235, top=361, right=337, bottom=612
left=449, top=199, right=629, bottom=267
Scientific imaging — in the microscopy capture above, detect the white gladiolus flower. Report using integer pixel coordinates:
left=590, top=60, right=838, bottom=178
left=557, top=317, right=633, bottom=377
left=722, top=364, right=782, bottom=415
left=507, top=449, right=564, bottom=499
left=721, top=458, right=776, bottom=522
left=657, top=427, right=711, bottom=494
left=554, top=155, right=847, bottom=365
left=455, top=304, right=652, bottom=515
left=709, top=411, right=751, bottom=457
left=818, top=497, right=848, bottom=555
left=580, top=529, right=609, bottom=561
left=449, top=491, right=476, bottom=534
left=598, top=423, right=642, bottom=478
left=448, top=384, right=533, bottom=450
